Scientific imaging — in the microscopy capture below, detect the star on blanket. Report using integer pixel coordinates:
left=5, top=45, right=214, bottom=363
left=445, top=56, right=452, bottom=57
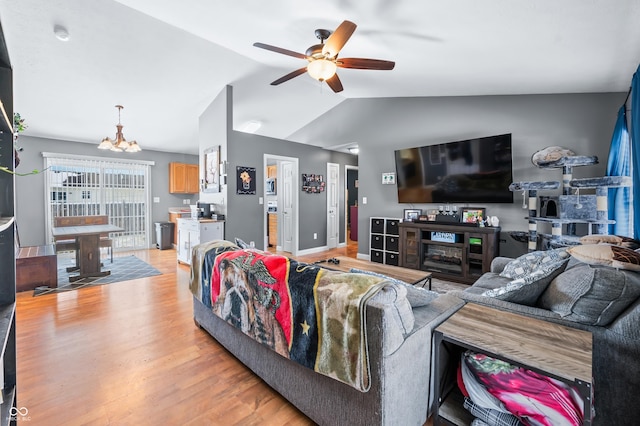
left=300, top=320, right=311, bottom=335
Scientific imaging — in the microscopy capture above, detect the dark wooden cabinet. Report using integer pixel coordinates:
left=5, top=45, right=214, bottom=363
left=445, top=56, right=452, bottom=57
left=399, top=222, right=500, bottom=284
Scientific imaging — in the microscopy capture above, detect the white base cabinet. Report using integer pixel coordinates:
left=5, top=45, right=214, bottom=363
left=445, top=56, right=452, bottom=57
left=177, top=219, right=224, bottom=265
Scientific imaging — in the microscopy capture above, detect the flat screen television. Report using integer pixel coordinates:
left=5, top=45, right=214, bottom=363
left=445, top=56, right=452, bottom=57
left=394, top=134, right=514, bottom=204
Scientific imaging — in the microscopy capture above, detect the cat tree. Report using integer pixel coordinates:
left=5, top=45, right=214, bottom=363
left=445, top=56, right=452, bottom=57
left=509, top=153, right=631, bottom=251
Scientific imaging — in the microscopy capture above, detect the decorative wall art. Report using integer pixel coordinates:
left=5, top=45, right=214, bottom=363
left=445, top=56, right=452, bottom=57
left=237, top=166, right=256, bottom=195
left=302, top=174, right=325, bottom=193
left=203, top=145, right=220, bottom=193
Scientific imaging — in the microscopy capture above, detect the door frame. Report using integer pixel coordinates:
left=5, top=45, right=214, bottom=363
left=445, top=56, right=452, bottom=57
left=326, top=162, right=339, bottom=249
left=263, top=154, right=299, bottom=255
left=345, top=164, right=359, bottom=247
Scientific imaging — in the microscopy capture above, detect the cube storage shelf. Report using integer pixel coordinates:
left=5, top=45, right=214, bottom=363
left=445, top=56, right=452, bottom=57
left=369, top=217, right=401, bottom=266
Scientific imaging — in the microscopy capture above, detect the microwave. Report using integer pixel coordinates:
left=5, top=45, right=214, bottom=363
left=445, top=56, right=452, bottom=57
left=266, top=178, right=276, bottom=195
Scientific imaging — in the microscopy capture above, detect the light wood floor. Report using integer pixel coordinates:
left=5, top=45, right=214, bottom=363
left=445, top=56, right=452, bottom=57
left=16, top=240, right=433, bottom=425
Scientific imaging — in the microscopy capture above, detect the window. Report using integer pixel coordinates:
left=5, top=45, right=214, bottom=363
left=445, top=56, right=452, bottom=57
left=43, top=152, right=155, bottom=250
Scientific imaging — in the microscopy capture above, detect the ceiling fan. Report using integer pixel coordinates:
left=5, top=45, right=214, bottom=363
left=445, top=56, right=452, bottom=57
left=253, top=20, right=395, bottom=93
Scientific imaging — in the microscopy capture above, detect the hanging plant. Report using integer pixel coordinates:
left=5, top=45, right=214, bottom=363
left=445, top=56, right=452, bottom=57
left=1, top=113, right=43, bottom=175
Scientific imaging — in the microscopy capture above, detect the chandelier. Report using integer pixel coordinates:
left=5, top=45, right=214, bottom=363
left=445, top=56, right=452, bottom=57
left=97, top=105, right=141, bottom=152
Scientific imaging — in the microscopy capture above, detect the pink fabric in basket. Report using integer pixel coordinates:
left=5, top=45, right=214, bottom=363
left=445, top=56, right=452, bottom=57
left=464, top=352, right=583, bottom=426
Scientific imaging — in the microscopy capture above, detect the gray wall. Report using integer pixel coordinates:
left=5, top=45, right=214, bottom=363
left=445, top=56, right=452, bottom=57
left=14, top=135, right=198, bottom=246
left=344, top=93, right=626, bottom=257
left=226, top=130, right=358, bottom=251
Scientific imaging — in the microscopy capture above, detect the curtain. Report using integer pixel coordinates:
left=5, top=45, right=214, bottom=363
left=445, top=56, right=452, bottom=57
left=632, top=65, right=640, bottom=239
left=606, top=105, right=630, bottom=236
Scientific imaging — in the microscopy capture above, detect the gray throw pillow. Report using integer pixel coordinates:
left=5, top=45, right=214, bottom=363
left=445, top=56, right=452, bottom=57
left=539, top=263, right=640, bottom=326
left=349, top=268, right=438, bottom=307
left=234, top=237, right=250, bottom=249
left=483, top=258, right=569, bottom=305
left=500, top=248, right=569, bottom=280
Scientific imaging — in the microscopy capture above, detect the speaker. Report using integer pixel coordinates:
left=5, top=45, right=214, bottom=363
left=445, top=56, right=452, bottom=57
left=539, top=196, right=559, bottom=218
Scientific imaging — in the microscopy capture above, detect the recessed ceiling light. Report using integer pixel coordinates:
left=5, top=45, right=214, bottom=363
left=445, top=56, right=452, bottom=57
left=239, top=120, right=262, bottom=133
left=54, top=25, right=70, bottom=42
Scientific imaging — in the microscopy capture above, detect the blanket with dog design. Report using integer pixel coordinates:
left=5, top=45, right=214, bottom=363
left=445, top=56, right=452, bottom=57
left=190, top=243, right=390, bottom=392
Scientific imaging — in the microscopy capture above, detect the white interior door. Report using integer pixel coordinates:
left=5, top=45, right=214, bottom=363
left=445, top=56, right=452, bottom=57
left=281, top=161, right=294, bottom=253
left=326, top=162, right=339, bottom=249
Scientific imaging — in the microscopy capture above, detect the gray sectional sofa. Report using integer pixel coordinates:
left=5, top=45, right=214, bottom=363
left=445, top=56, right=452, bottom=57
left=452, top=256, right=640, bottom=426
left=190, top=241, right=465, bottom=426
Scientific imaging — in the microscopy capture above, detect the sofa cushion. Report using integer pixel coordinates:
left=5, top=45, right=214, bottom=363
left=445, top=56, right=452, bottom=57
left=579, top=234, right=640, bottom=250
left=567, top=244, right=640, bottom=271
left=480, top=249, right=569, bottom=305
left=350, top=268, right=438, bottom=307
left=482, top=260, right=568, bottom=305
left=499, top=248, right=569, bottom=280
left=539, top=263, right=640, bottom=326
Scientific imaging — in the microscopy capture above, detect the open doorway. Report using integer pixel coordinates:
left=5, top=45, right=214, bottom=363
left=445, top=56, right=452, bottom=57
left=263, top=154, right=299, bottom=256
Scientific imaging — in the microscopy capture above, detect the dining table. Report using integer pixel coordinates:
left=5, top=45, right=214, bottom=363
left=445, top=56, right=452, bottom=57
left=52, top=223, right=124, bottom=282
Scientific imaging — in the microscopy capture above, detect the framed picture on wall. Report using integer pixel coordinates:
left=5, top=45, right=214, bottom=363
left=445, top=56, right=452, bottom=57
left=203, top=145, right=220, bottom=193
left=236, top=166, right=256, bottom=195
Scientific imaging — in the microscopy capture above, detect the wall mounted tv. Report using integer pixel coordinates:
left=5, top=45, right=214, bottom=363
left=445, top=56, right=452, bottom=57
left=394, top=133, right=514, bottom=204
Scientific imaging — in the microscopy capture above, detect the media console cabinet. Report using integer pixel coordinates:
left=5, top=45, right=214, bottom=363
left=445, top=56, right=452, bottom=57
left=398, top=222, right=500, bottom=284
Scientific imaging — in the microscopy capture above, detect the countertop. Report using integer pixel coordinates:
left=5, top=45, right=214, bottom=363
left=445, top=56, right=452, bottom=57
left=176, top=217, right=224, bottom=223
left=168, top=207, right=192, bottom=214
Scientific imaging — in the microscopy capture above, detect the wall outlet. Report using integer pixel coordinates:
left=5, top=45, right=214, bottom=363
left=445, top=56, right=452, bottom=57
left=153, top=197, right=160, bottom=203
left=183, top=199, right=190, bottom=204
left=362, top=196, right=367, bottom=205
left=313, top=233, right=317, bottom=239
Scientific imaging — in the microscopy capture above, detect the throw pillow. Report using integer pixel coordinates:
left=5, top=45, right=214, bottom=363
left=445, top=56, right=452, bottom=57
left=499, top=248, right=570, bottom=280
left=234, top=237, right=250, bottom=249
left=539, top=263, right=640, bottom=326
left=349, top=268, right=438, bottom=307
left=579, top=234, right=640, bottom=250
left=567, top=244, right=640, bottom=271
left=482, top=258, right=569, bottom=305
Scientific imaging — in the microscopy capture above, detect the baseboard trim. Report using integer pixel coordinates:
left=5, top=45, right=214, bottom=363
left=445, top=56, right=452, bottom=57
left=356, top=253, right=370, bottom=261
left=297, top=245, right=329, bottom=256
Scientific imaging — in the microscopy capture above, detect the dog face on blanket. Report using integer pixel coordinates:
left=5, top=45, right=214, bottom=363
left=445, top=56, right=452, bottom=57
left=214, top=256, right=289, bottom=358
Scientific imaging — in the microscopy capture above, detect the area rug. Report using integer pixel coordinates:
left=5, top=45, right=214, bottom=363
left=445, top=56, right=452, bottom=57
left=34, top=255, right=162, bottom=296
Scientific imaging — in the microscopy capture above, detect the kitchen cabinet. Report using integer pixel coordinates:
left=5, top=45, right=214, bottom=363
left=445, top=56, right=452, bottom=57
left=268, top=213, right=278, bottom=247
left=169, top=162, right=199, bottom=194
left=177, top=218, right=224, bottom=264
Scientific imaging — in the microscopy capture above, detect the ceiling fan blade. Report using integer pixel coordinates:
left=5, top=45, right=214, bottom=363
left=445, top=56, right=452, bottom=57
left=322, top=20, right=357, bottom=58
left=325, top=73, right=344, bottom=93
left=271, top=67, right=308, bottom=85
left=337, top=57, right=395, bottom=70
left=253, top=42, right=308, bottom=60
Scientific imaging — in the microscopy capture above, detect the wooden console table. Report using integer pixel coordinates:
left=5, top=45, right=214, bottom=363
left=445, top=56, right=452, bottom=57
left=433, top=303, right=593, bottom=425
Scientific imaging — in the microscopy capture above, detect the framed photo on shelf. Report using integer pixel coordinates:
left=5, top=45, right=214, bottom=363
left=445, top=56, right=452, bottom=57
left=403, top=209, right=422, bottom=222
left=461, top=207, right=486, bottom=224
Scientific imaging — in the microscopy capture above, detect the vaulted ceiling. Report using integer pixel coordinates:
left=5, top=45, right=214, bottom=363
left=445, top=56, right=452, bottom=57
left=1, top=0, right=639, bottom=155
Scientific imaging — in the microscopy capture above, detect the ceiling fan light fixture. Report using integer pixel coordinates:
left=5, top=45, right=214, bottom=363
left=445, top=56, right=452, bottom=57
left=307, top=59, right=337, bottom=81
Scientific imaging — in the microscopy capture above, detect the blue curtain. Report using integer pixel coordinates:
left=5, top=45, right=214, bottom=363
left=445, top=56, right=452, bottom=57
left=607, top=105, right=631, bottom=236
left=633, top=65, right=640, bottom=239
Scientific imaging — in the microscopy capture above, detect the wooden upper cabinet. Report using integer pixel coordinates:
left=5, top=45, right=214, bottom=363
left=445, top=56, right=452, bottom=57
left=169, top=162, right=199, bottom=194
left=186, top=164, right=199, bottom=193
left=267, top=165, right=277, bottom=178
